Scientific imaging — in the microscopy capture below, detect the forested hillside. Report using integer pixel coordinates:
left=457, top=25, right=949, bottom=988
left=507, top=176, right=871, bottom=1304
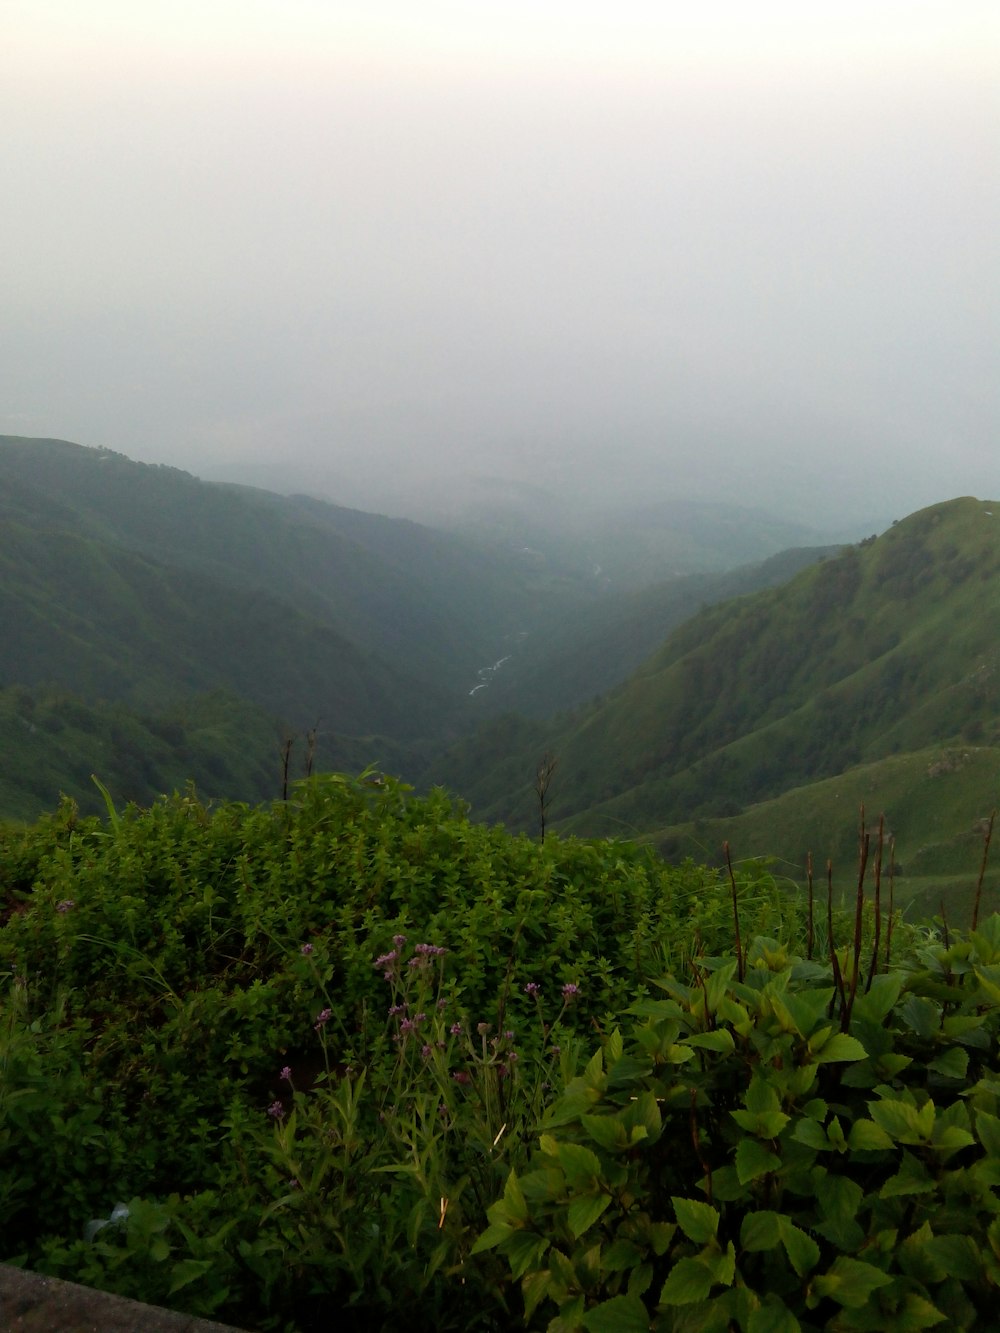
left=437, top=498, right=1000, bottom=884
left=0, top=435, right=836, bottom=820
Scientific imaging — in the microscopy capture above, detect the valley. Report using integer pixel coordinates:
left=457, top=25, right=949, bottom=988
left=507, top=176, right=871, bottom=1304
left=1, top=433, right=998, bottom=909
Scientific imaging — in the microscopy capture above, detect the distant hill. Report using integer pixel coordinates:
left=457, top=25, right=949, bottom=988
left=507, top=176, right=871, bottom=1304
left=5, top=434, right=832, bottom=819
left=0, top=434, right=552, bottom=815
left=0, top=436, right=545, bottom=699
left=434, top=482, right=836, bottom=588
left=469, top=545, right=840, bottom=719
left=436, top=498, right=1000, bottom=886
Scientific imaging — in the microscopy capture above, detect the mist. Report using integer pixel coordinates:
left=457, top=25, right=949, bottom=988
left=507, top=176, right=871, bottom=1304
left=2, top=2, right=997, bottom=531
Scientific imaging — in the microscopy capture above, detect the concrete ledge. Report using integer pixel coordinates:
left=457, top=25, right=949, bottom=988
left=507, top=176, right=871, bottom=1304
left=0, top=1264, right=249, bottom=1332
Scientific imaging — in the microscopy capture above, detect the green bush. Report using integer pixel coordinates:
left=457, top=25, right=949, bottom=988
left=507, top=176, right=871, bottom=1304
left=0, top=774, right=803, bottom=1329
left=476, top=919, right=1000, bottom=1330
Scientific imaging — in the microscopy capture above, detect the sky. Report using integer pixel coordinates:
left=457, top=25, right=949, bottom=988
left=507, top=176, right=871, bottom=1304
left=2, top=1, right=998, bottom=529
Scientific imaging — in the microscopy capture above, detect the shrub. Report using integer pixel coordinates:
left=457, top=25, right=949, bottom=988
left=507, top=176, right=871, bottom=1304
left=476, top=918, right=1000, bottom=1330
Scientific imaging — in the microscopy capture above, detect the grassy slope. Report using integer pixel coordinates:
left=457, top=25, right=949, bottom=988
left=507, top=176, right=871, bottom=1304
left=647, top=743, right=999, bottom=916
left=0, top=435, right=547, bottom=697
left=471, top=545, right=839, bottom=720
left=0, top=517, right=447, bottom=736
left=440, top=499, right=1000, bottom=883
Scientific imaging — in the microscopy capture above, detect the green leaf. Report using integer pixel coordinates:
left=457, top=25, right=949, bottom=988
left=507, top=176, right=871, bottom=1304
left=898, top=995, right=942, bottom=1040
left=748, top=1300, right=802, bottom=1333
left=568, top=1193, right=613, bottom=1239
left=471, top=1220, right=515, bottom=1253
left=658, top=1257, right=716, bottom=1305
left=733, top=1108, right=791, bottom=1137
left=505, top=1230, right=550, bottom=1279
left=521, top=1270, right=552, bottom=1322
left=550, top=1294, right=586, bottom=1333
left=975, top=1109, right=1000, bottom=1156
left=855, top=971, right=903, bottom=1023
left=623, top=1091, right=662, bottom=1141
left=502, top=1169, right=529, bottom=1224
left=848, top=1119, right=895, bottom=1151
left=931, top=1124, right=975, bottom=1155
left=927, top=1047, right=968, bottom=1079
left=792, top=1117, right=829, bottom=1150
left=778, top=1217, right=820, bottom=1277
left=582, top=1294, right=651, bottom=1332
left=585, top=1047, right=605, bottom=1085
left=812, top=1033, right=867, bottom=1064
left=868, top=1098, right=932, bottom=1144
left=881, top=1150, right=935, bottom=1198
left=604, top=1239, right=643, bottom=1272
left=745, top=1077, right=782, bottom=1114
left=924, top=1233, right=983, bottom=1282
left=683, top=1029, right=736, bottom=1053
left=735, top=1137, right=782, bottom=1184
left=896, top=1293, right=949, bottom=1330
left=149, top=1235, right=171, bottom=1264
left=671, top=1196, right=719, bottom=1244
left=647, top=1221, right=676, bottom=1256
left=582, top=1114, right=627, bottom=1152
left=167, top=1257, right=211, bottom=1293
left=709, top=1240, right=737, bottom=1287
left=813, top=1257, right=893, bottom=1307
left=741, top=1210, right=782, bottom=1251
left=558, top=1142, right=603, bottom=1189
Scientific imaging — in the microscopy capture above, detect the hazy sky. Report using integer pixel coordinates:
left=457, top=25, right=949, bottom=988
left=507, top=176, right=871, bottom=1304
left=2, top=2, right=997, bottom=526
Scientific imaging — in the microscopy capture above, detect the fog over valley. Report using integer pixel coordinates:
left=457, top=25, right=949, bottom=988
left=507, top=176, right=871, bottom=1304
left=2, top=1, right=997, bottom=530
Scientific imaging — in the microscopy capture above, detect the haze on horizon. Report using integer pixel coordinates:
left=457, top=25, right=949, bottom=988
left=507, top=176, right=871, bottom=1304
left=2, top=1, right=997, bottom=532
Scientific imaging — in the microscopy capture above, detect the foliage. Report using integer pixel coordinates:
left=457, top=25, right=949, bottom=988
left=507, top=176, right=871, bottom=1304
left=476, top=916, right=1000, bottom=1330
left=0, top=774, right=799, bottom=1329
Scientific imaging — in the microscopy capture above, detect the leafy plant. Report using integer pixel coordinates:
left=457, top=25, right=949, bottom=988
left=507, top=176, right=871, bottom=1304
left=476, top=917, right=1000, bottom=1330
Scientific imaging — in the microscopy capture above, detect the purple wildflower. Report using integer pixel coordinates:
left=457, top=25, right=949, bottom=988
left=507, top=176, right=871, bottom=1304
left=279, top=1065, right=292, bottom=1082
left=314, top=1007, right=332, bottom=1031
left=561, top=983, right=580, bottom=1001
left=393, top=933, right=407, bottom=947
left=374, top=950, right=398, bottom=972
left=421, top=1044, right=433, bottom=1059
left=56, top=899, right=75, bottom=913
left=300, top=943, right=314, bottom=956
left=267, top=1101, right=285, bottom=1120
left=450, top=1022, right=463, bottom=1036
left=523, top=982, right=541, bottom=997
left=388, top=1003, right=406, bottom=1017
left=452, top=1071, right=471, bottom=1085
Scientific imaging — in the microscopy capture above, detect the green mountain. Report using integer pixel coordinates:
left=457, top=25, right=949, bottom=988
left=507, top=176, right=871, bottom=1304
left=0, top=434, right=559, bottom=815
left=437, top=498, right=1000, bottom=884
left=0, top=435, right=547, bottom=698
left=470, top=545, right=840, bottom=719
